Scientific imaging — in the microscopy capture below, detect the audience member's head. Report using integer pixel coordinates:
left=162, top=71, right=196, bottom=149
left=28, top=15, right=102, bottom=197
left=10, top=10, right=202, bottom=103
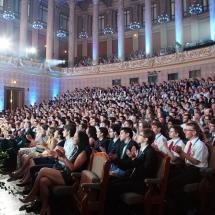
left=209, top=118, right=215, bottom=134
left=124, top=119, right=134, bottom=129
left=151, top=120, right=162, bottom=135
left=120, top=127, right=133, bottom=142
left=184, top=121, right=205, bottom=141
left=169, top=125, right=186, bottom=141
left=136, top=129, right=155, bottom=145
left=97, top=127, right=109, bottom=140
left=109, top=124, right=121, bottom=139
left=63, top=123, right=76, bottom=138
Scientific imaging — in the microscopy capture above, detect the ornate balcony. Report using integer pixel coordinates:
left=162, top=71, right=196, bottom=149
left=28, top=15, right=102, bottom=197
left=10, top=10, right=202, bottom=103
left=0, top=45, right=214, bottom=78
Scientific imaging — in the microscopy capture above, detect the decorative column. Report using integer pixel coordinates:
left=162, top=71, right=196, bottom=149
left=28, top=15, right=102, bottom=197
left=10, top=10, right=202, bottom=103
left=188, top=0, right=199, bottom=43
left=19, top=0, right=28, bottom=56
left=92, top=0, right=99, bottom=65
left=82, top=15, right=88, bottom=57
left=6, top=0, right=14, bottom=39
left=209, top=0, right=215, bottom=41
left=106, top=9, right=113, bottom=57
left=160, top=26, right=168, bottom=49
left=132, top=4, right=139, bottom=23
left=74, top=12, right=78, bottom=58
left=159, top=0, right=168, bottom=49
left=133, top=34, right=139, bottom=51
left=145, top=0, right=152, bottom=57
left=118, top=0, right=125, bottom=61
left=132, top=5, right=139, bottom=52
left=190, top=17, right=199, bottom=43
left=68, top=0, right=75, bottom=66
left=46, top=0, right=54, bottom=60
left=175, top=0, right=183, bottom=46
left=32, top=0, right=39, bottom=50
left=53, top=6, right=60, bottom=59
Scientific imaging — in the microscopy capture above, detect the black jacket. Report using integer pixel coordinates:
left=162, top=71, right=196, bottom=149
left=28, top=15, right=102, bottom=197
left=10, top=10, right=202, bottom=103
left=117, top=139, right=139, bottom=160
left=107, top=138, right=121, bottom=154
left=115, top=145, right=158, bottom=181
left=94, top=138, right=110, bottom=152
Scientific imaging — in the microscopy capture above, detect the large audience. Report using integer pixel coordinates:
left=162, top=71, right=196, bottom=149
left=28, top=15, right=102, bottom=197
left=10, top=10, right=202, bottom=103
left=74, top=54, right=121, bottom=67
left=74, top=51, right=151, bottom=67
left=73, top=47, right=178, bottom=67
left=0, top=77, right=215, bottom=215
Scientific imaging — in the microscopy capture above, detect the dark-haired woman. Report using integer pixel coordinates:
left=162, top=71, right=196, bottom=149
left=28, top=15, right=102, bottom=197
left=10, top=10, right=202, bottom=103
left=94, top=127, right=109, bottom=152
left=86, top=126, right=98, bottom=148
left=166, top=125, right=185, bottom=163
left=166, top=125, right=185, bottom=178
left=54, top=128, right=65, bottom=147
left=20, top=131, right=91, bottom=215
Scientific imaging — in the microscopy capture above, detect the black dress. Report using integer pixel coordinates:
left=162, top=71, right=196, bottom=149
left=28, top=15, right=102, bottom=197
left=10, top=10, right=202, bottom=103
left=61, top=146, right=92, bottom=185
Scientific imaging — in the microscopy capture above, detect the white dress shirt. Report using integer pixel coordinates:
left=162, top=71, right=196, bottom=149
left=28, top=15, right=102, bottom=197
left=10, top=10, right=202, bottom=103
left=153, top=133, right=168, bottom=154
left=167, top=138, right=185, bottom=158
left=184, top=137, right=208, bottom=168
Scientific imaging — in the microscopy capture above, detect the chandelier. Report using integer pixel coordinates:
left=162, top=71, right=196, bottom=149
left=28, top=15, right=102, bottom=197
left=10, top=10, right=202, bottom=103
left=56, top=30, right=67, bottom=38
left=32, top=21, right=43, bottom=30
left=128, top=22, right=141, bottom=31
left=103, top=26, right=114, bottom=36
left=2, top=10, right=15, bottom=21
left=157, top=14, right=170, bottom=24
left=188, top=3, right=203, bottom=15
left=78, top=31, right=88, bottom=39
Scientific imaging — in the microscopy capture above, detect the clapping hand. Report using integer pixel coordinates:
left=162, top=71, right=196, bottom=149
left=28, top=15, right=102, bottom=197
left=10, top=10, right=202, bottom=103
left=56, top=148, right=65, bottom=158
left=47, top=150, right=57, bottom=157
left=109, top=153, right=118, bottom=161
left=126, top=149, right=132, bottom=158
left=58, top=156, right=66, bottom=162
left=174, top=145, right=182, bottom=154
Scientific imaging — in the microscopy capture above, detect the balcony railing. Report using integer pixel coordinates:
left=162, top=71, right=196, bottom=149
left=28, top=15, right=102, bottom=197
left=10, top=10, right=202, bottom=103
left=0, top=44, right=214, bottom=77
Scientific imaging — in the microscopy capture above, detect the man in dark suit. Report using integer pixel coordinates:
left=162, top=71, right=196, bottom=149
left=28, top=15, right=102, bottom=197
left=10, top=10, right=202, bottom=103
left=208, top=118, right=215, bottom=145
left=116, top=127, right=138, bottom=160
left=109, top=127, right=138, bottom=177
left=107, top=129, right=158, bottom=211
left=2, top=123, right=33, bottom=171
left=94, top=127, right=110, bottom=152
left=107, top=124, right=121, bottom=154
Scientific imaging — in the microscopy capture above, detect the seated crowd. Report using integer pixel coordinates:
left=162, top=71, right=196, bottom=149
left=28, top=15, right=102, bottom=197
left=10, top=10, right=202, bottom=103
left=72, top=45, right=182, bottom=68
left=0, top=77, right=214, bottom=215
left=74, top=54, right=120, bottom=67
left=125, top=50, right=146, bottom=61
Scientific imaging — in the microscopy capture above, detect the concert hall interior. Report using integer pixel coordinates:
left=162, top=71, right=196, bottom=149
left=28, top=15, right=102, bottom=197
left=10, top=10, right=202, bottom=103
left=0, top=0, right=215, bottom=215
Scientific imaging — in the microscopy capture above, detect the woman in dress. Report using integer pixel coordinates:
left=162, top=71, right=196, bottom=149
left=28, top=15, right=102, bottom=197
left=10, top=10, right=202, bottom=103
left=20, top=131, right=91, bottom=215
